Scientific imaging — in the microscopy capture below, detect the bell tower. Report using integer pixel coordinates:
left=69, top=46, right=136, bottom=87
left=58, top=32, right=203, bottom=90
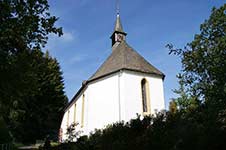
left=110, top=0, right=127, bottom=48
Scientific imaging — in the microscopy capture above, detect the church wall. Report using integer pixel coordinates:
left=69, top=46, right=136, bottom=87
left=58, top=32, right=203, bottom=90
left=84, top=73, right=120, bottom=134
left=73, top=92, right=84, bottom=132
left=60, top=88, right=87, bottom=141
left=148, top=75, right=165, bottom=113
left=60, top=71, right=165, bottom=141
left=60, top=112, right=67, bottom=141
left=121, top=70, right=165, bottom=122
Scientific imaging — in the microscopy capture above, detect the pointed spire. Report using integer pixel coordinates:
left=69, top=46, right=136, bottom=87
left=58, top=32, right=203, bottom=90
left=110, top=0, right=127, bottom=48
left=114, top=14, right=124, bottom=33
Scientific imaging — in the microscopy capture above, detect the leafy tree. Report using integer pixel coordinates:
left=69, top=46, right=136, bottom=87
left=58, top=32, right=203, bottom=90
left=7, top=50, right=68, bottom=143
left=0, top=116, right=12, bottom=144
left=166, top=4, right=226, bottom=149
left=0, top=0, right=63, bottom=106
left=0, top=0, right=67, bottom=143
left=167, top=4, right=226, bottom=109
left=171, top=74, right=200, bottom=112
left=0, top=0, right=62, bottom=54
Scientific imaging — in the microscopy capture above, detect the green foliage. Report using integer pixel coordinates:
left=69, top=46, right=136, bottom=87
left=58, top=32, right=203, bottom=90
left=0, top=0, right=67, bottom=143
left=66, top=122, right=81, bottom=142
left=57, top=110, right=226, bottom=150
left=172, top=74, right=200, bottom=112
left=7, top=50, right=68, bottom=143
left=0, top=0, right=62, bottom=54
left=183, top=4, right=226, bottom=105
left=167, top=4, right=226, bottom=109
left=0, top=116, right=12, bottom=144
left=165, top=4, right=226, bottom=149
left=57, top=142, right=77, bottom=150
left=166, top=5, right=226, bottom=142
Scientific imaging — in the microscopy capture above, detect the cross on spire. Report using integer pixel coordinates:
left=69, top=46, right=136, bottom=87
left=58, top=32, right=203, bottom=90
left=114, top=0, right=123, bottom=32
left=116, top=0, right=120, bottom=15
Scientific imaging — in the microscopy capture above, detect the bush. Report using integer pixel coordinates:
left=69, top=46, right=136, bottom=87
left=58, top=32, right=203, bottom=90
left=0, top=116, right=12, bottom=144
left=55, top=109, right=226, bottom=150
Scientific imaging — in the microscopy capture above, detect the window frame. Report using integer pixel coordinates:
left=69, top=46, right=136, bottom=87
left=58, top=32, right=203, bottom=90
left=81, top=94, right=85, bottom=128
left=141, top=78, right=151, bottom=115
left=74, top=103, right=77, bottom=123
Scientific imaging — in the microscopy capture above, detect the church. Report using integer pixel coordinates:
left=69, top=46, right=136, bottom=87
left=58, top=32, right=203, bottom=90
left=59, top=13, right=165, bottom=141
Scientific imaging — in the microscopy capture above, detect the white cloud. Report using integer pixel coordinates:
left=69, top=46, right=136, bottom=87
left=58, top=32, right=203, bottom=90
left=48, top=30, right=78, bottom=43
left=61, top=31, right=74, bottom=42
left=45, top=30, right=78, bottom=51
left=68, top=54, right=87, bottom=64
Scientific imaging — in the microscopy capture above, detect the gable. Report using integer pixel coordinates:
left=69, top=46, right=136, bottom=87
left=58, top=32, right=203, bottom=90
left=89, top=41, right=165, bottom=81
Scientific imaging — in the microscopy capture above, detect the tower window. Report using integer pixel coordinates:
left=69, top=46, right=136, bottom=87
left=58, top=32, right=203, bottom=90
left=141, top=79, right=150, bottom=113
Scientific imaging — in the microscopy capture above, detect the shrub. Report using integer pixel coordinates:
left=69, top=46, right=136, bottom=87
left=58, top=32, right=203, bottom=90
left=0, top=116, right=12, bottom=144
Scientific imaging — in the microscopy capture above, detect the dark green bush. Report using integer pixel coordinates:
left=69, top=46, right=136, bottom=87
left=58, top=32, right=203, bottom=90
left=0, top=116, right=12, bottom=144
left=55, top=109, right=226, bottom=150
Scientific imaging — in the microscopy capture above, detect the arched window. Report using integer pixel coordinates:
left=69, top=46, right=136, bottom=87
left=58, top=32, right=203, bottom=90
left=141, top=79, right=150, bottom=113
left=67, top=110, right=70, bottom=127
left=81, top=94, right=85, bottom=127
left=74, top=104, right=77, bottom=123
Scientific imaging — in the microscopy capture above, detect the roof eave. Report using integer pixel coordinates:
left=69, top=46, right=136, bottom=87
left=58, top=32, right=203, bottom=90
left=89, top=68, right=164, bottom=83
left=64, top=69, right=164, bottom=112
left=64, top=84, right=86, bottom=112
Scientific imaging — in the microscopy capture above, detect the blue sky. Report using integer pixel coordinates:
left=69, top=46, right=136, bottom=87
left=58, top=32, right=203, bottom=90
left=46, top=0, right=225, bottom=108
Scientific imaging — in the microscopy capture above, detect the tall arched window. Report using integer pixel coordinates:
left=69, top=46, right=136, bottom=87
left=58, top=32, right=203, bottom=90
left=74, top=104, right=77, bottom=123
left=81, top=94, right=85, bottom=127
left=67, top=110, right=70, bottom=127
left=141, top=79, right=150, bottom=113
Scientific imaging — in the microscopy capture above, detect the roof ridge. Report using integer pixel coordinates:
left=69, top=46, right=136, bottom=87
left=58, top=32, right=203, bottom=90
left=88, top=41, right=164, bottom=81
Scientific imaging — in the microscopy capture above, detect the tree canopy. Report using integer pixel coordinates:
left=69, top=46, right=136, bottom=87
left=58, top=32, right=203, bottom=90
left=0, top=0, right=67, bottom=143
left=167, top=4, right=226, bottom=109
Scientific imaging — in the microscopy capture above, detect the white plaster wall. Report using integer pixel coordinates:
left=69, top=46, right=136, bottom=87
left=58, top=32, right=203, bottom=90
left=73, top=93, right=83, bottom=130
left=121, top=70, right=165, bottom=122
left=60, top=112, right=67, bottom=140
left=60, top=90, right=85, bottom=141
left=85, top=73, right=120, bottom=134
left=60, top=70, right=165, bottom=141
left=61, top=73, right=121, bottom=141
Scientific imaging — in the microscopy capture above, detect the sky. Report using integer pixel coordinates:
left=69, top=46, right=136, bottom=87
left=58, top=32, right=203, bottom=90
left=46, top=0, right=225, bottom=109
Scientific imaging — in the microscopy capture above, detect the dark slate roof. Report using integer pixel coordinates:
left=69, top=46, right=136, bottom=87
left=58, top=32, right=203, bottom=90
left=88, top=41, right=165, bottom=81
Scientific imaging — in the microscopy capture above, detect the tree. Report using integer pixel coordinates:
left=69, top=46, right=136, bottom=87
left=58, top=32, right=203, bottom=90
left=167, top=4, right=226, bottom=110
left=166, top=4, right=226, bottom=149
left=7, top=50, right=68, bottom=143
left=0, top=0, right=62, bottom=53
left=0, top=0, right=67, bottom=143
left=171, top=74, right=200, bottom=112
left=0, top=116, right=12, bottom=144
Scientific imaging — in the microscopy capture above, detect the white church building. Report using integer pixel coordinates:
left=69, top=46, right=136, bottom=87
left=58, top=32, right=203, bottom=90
left=59, top=14, right=165, bottom=141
